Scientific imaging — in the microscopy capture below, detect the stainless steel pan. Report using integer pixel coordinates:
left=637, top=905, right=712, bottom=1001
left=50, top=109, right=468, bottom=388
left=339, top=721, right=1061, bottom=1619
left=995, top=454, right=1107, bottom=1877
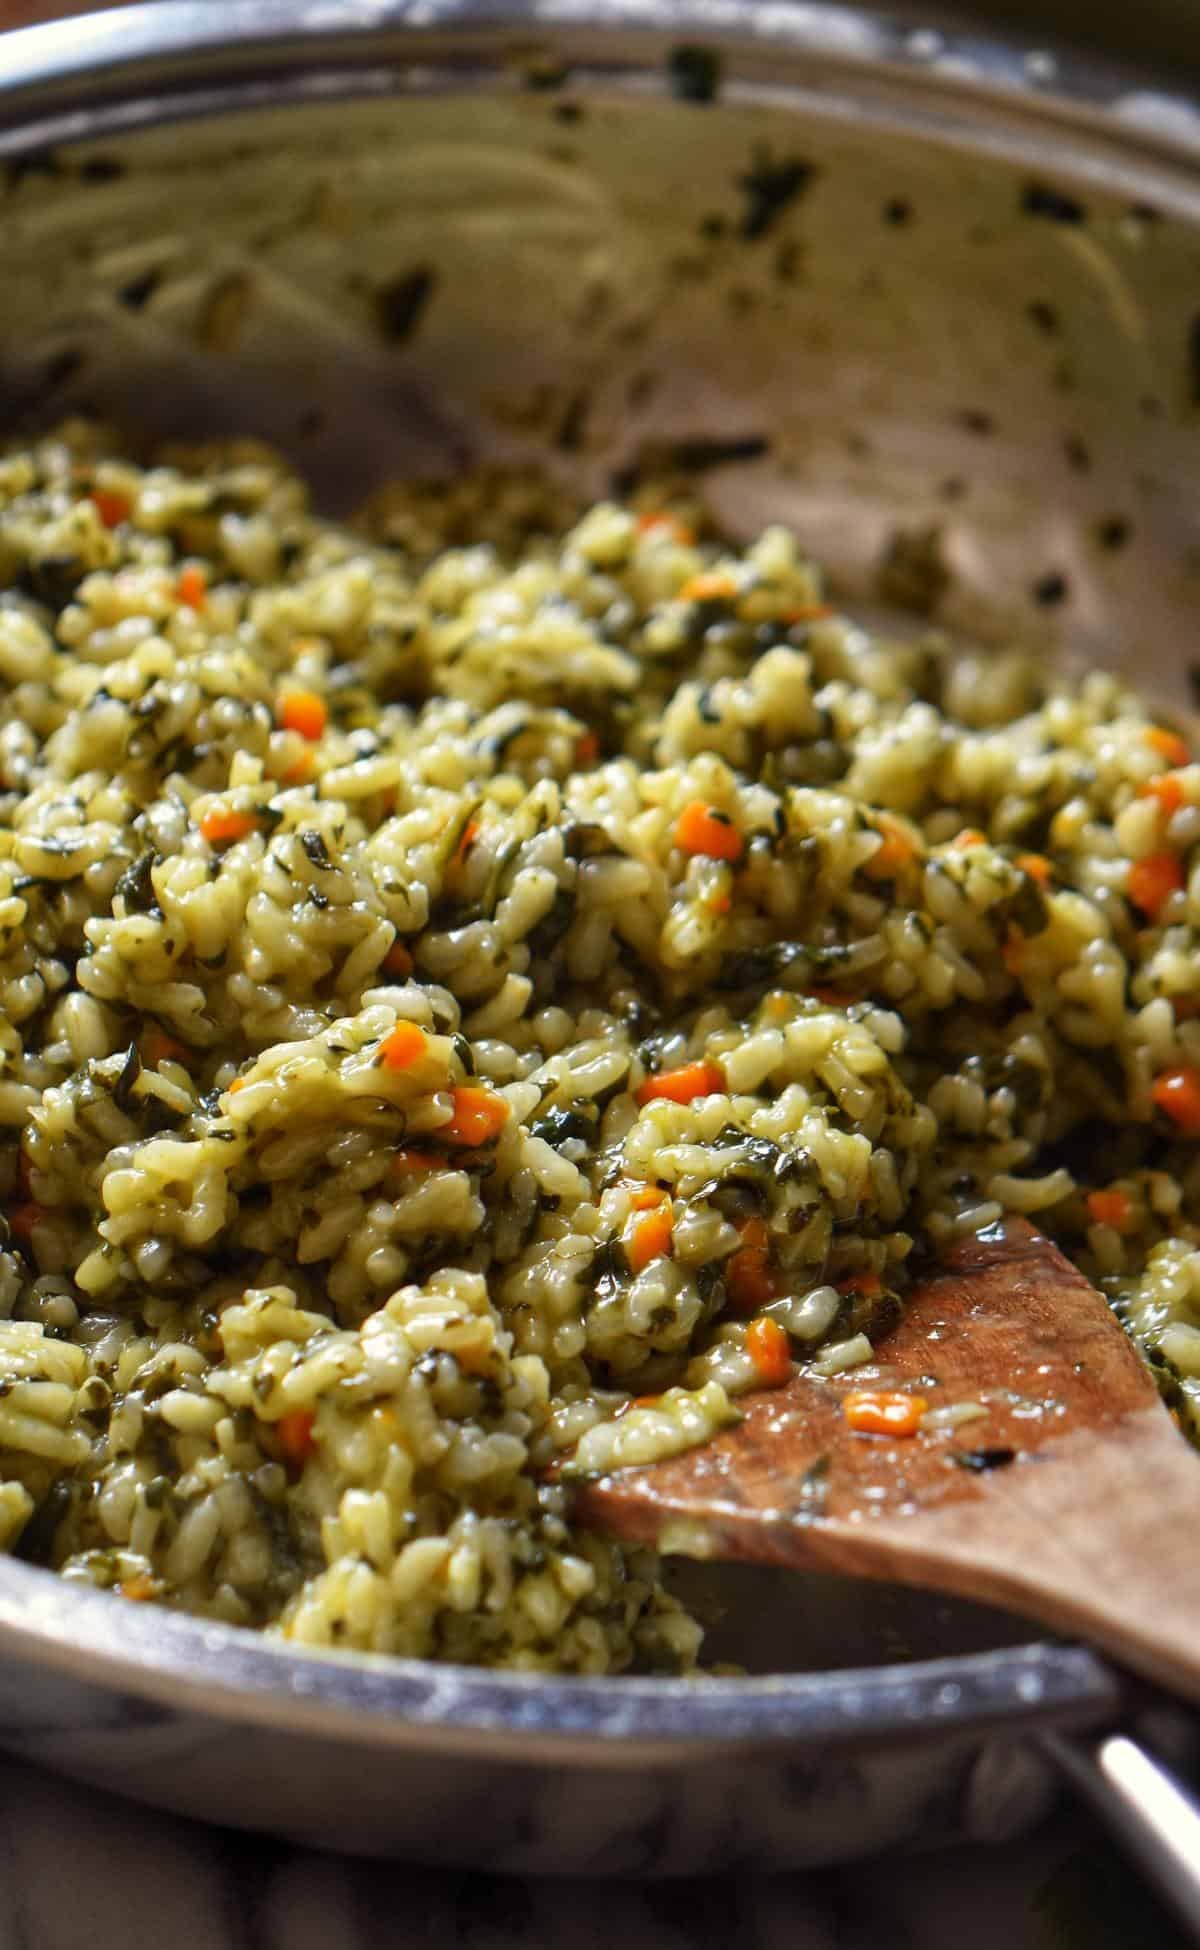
left=0, top=0, right=1199, bottom=1891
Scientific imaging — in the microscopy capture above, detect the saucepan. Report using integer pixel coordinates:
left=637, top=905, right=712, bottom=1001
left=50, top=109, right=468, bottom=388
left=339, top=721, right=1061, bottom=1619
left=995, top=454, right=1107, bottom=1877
left=0, top=0, right=1199, bottom=1899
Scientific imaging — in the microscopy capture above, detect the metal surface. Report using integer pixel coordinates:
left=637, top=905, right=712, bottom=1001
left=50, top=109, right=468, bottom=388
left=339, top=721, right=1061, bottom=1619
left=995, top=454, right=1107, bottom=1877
left=0, top=0, right=1195, bottom=1871
left=1042, top=1732, right=1200, bottom=1944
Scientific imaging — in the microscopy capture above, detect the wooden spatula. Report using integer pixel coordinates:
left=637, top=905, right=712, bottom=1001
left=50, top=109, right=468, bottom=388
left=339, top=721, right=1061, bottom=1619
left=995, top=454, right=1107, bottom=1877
left=571, top=1217, right=1200, bottom=1703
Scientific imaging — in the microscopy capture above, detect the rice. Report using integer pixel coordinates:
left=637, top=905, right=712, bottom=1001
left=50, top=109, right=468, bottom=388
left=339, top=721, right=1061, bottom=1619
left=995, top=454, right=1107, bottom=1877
left=0, top=418, right=1197, bottom=1672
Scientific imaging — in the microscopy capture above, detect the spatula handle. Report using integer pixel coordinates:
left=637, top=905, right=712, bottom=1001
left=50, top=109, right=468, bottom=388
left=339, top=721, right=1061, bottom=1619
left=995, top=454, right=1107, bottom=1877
left=1040, top=1729, right=1200, bottom=1943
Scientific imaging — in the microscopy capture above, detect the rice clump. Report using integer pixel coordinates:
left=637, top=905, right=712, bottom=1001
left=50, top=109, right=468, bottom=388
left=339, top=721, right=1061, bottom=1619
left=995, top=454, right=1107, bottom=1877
left=0, top=420, right=1196, bottom=1670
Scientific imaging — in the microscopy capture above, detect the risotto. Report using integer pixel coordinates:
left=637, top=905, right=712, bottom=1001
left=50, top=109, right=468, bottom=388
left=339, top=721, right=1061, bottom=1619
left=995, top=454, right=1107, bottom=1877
left=0, top=420, right=1197, bottom=1671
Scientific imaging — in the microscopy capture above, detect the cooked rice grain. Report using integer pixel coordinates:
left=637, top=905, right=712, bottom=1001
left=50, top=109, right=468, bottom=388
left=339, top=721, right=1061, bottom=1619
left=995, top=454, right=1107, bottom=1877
left=0, top=422, right=1195, bottom=1671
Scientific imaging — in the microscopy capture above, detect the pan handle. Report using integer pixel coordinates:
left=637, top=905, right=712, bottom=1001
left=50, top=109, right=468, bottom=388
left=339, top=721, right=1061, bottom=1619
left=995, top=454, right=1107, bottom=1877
left=1038, top=1728, right=1200, bottom=1942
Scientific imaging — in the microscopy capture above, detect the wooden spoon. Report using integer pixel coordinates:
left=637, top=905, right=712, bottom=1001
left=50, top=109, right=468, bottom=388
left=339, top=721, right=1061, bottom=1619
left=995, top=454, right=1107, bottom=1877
left=571, top=1218, right=1200, bottom=1703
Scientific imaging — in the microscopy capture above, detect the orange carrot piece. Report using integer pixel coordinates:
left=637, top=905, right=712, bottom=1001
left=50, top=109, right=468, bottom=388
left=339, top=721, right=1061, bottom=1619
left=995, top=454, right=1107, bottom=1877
left=390, top=1148, right=444, bottom=1179
left=637, top=512, right=696, bottom=545
left=382, top=940, right=414, bottom=979
left=281, top=748, right=316, bottom=786
left=443, top=1085, right=509, bottom=1147
left=952, top=828, right=988, bottom=849
left=574, top=731, right=600, bottom=766
left=636, top=1059, right=724, bottom=1107
left=625, top=1204, right=673, bottom=1274
left=863, top=813, right=916, bottom=880
left=1140, top=773, right=1186, bottom=819
left=1016, top=853, right=1052, bottom=887
left=144, top=1028, right=187, bottom=1068
left=91, top=488, right=131, bottom=529
left=1147, top=726, right=1190, bottom=769
left=276, top=1408, right=317, bottom=1471
left=837, top=1269, right=882, bottom=1298
left=1152, top=1065, right=1200, bottom=1134
left=783, top=603, right=833, bottom=624
left=118, top=1574, right=157, bottom=1602
left=1129, top=850, right=1185, bottom=920
left=176, top=564, right=207, bottom=610
left=454, top=820, right=480, bottom=867
left=378, top=1022, right=428, bottom=1071
left=675, top=800, right=743, bottom=863
left=199, top=807, right=257, bottom=848
left=809, top=986, right=850, bottom=1007
left=746, top=1315, right=792, bottom=1387
left=679, top=571, right=738, bottom=605
left=843, top=1390, right=928, bottom=1437
left=627, top=1184, right=669, bottom=1211
left=726, top=1219, right=775, bottom=1315
left=1086, top=1188, right=1132, bottom=1230
left=278, top=690, right=327, bottom=741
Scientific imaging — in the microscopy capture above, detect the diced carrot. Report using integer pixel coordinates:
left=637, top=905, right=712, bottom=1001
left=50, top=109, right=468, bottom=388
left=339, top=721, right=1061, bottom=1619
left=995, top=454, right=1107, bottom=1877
left=952, top=828, right=988, bottom=849
left=117, top=1573, right=157, bottom=1602
left=746, top=1315, right=792, bottom=1387
left=8, top=1202, right=42, bottom=1241
left=1147, top=726, right=1190, bottom=769
left=675, top=800, right=743, bottom=863
left=1086, top=1188, right=1132, bottom=1231
left=679, top=571, right=738, bottom=605
left=278, top=690, right=327, bottom=742
left=725, top=1255, right=776, bottom=1318
left=574, top=731, right=600, bottom=766
left=382, top=940, right=414, bottom=979
left=199, top=807, right=257, bottom=848
left=281, top=748, right=316, bottom=787
left=625, top=1204, right=673, bottom=1273
left=837, top=1269, right=882, bottom=1298
left=708, top=891, right=733, bottom=915
left=1016, top=853, right=1052, bottom=887
left=809, top=986, right=850, bottom=1007
left=1140, top=773, right=1186, bottom=819
left=176, top=564, right=207, bottom=610
left=390, top=1148, right=444, bottom=1179
left=91, top=488, right=131, bottom=529
left=443, top=1085, right=509, bottom=1147
left=378, top=1021, right=428, bottom=1071
left=144, top=1028, right=187, bottom=1068
left=636, top=1059, right=725, bottom=1107
left=843, top=1390, right=928, bottom=1437
left=627, top=1183, right=669, bottom=1211
left=1128, top=850, right=1185, bottom=920
left=783, top=603, right=833, bottom=624
left=637, top=512, right=696, bottom=546
left=863, top=813, right=916, bottom=880
left=726, top=1219, right=775, bottom=1315
left=227, top=1077, right=246, bottom=1094
left=1152, top=1065, right=1200, bottom=1134
left=276, top=1408, right=317, bottom=1471
left=454, top=820, right=480, bottom=866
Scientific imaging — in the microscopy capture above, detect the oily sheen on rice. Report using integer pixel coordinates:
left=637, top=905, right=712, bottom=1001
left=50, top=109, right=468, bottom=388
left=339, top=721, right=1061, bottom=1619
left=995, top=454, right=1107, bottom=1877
left=0, top=421, right=1196, bottom=1669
